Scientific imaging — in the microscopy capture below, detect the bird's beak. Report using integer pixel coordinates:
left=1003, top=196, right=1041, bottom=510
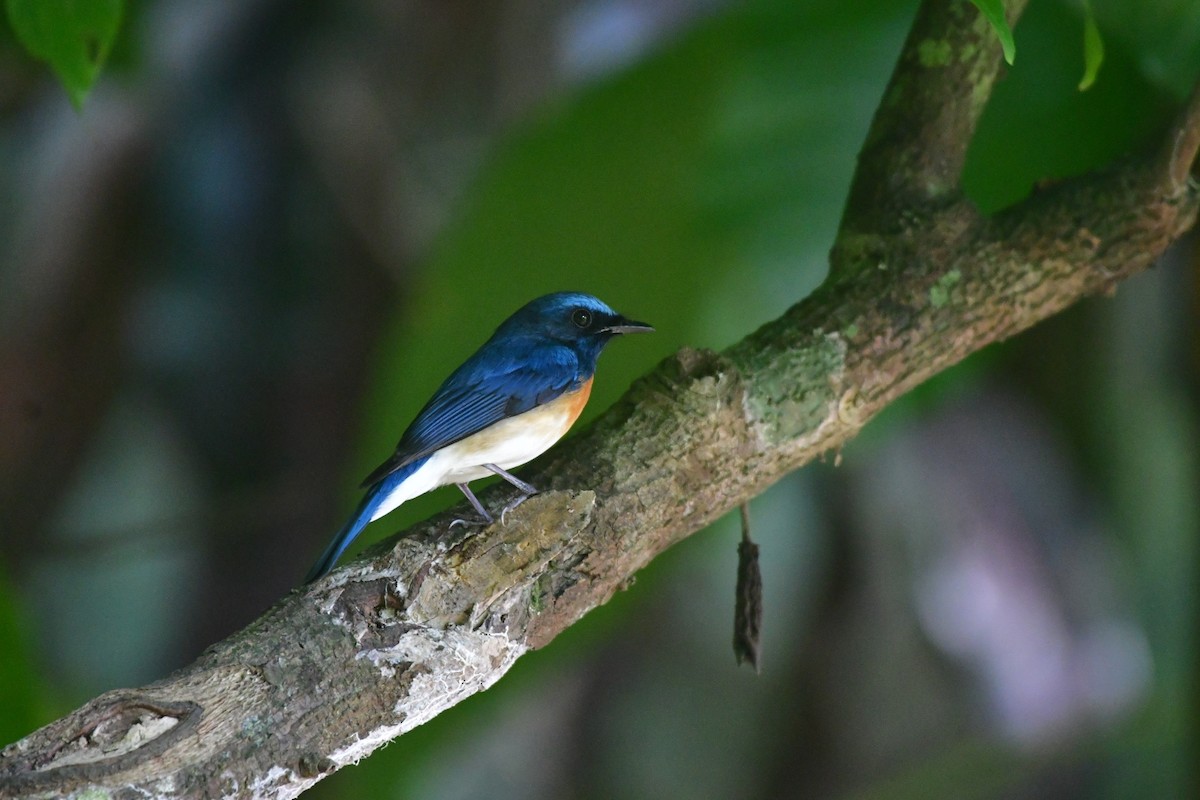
left=603, top=316, right=655, bottom=335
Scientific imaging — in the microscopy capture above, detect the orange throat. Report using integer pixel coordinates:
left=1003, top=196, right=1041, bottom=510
left=563, top=376, right=594, bottom=427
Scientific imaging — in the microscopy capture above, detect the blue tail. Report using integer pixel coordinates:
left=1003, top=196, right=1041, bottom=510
left=303, top=459, right=426, bottom=583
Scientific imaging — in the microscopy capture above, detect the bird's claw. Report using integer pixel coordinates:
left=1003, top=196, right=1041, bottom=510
left=500, top=493, right=534, bottom=526
left=449, top=515, right=492, bottom=530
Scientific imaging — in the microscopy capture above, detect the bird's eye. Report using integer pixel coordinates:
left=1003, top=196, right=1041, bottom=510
left=571, top=308, right=593, bottom=329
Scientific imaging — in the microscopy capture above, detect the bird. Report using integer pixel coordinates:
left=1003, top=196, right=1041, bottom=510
left=304, top=291, right=653, bottom=583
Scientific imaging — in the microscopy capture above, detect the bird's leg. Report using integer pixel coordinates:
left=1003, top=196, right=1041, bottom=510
left=485, top=464, right=538, bottom=495
left=449, top=482, right=494, bottom=529
left=484, top=464, right=539, bottom=524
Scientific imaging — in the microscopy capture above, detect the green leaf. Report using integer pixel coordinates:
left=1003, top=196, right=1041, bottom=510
left=1078, top=0, right=1104, bottom=91
left=5, top=0, right=123, bottom=108
left=970, top=0, right=1016, bottom=65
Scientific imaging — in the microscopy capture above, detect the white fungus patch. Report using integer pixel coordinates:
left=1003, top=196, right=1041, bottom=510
left=335, top=626, right=526, bottom=768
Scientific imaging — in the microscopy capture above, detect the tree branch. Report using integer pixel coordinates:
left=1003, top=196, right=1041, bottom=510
left=1158, top=79, right=1200, bottom=191
left=837, top=0, right=1027, bottom=241
left=4, top=1, right=1199, bottom=797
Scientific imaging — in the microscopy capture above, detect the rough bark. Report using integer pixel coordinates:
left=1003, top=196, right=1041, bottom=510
left=3, top=1, right=1199, bottom=797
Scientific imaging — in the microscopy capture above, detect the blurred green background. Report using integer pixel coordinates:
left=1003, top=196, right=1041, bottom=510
left=1, top=0, right=1198, bottom=797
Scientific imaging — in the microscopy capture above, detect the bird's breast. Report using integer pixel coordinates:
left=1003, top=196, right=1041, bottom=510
left=559, top=375, right=593, bottom=428
left=431, top=377, right=593, bottom=484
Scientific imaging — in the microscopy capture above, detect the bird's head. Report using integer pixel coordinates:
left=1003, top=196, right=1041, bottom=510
left=498, top=292, right=653, bottom=360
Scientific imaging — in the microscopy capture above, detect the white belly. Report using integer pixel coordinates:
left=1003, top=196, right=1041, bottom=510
left=369, top=399, right=575, bottom=521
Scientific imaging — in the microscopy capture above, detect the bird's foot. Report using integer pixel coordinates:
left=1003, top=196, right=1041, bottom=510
left=500, top=492, right=536, bottom=526
left=452, top=482, right=495, bottom=529
left=449, top=513, right=493, bottom=530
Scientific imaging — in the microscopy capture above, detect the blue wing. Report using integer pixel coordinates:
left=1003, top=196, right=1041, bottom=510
left=360, top=339, right=582, bottom=488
